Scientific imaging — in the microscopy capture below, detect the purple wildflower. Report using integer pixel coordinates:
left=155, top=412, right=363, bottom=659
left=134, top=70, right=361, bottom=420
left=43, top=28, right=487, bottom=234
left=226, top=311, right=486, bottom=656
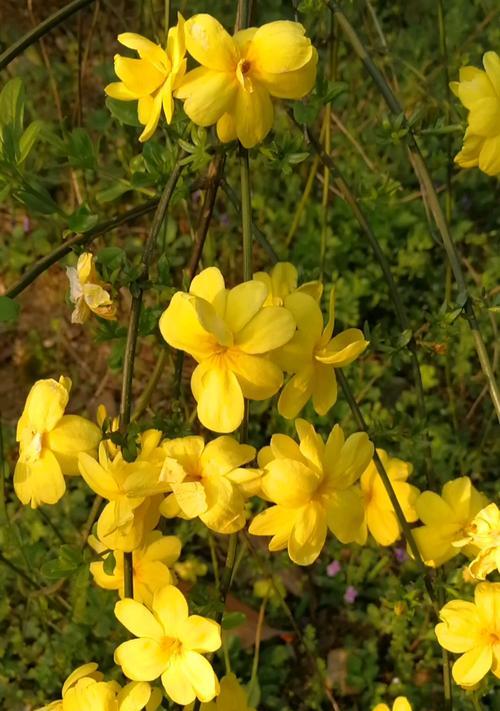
left=344, top=585, right=358, bottom=604
left=326, top=560, right=341, bottom=577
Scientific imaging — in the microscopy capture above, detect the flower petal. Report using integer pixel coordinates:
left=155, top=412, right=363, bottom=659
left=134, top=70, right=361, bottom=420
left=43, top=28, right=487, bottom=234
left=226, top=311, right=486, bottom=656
left=196, top=365, right=244, bottom=433
left=315, top=329, right=369, bottom=366
left=224, top=281, right=268, bottom=334
left=311, top=363, right=337, bottom=416
left=247, top=21, right=313, bottom=74
left=189, top=267, right=226, bottom=305
left=288, top=501, right=327, bottom=565
left=114, top=56, right=166, bottom=95
left=452, top=645, right=493, bottom=687
left=152, top=585, right=188, bottom=637
left=261, top=458, right=320, bottom=507
left=482, top=51, right=500, bottom=97
left=46, top=415, right=101, bottom=475
left=22, top=378, right=69, bottom=433
left=478, top=135, right=500, bottom=175
left=14, top=451, right=65, bottom=508
left=435, top=600, right=482, bottom=653
left=467, top=97, right=500, bottom=136
left=184, top=14, right=237, bottom=71
left=277, top=366, right=314, bottom=419
left=79, top=451, right=119, bottom=498
left=180, top=616, right=221, bottom=653
left=159, top=293, right=216, bottom=361
left=233, top=83, right=274, bottom=148
left=249, top=504, right=296, bottom=551
left=254, top=47, right=317, bottom=99
left=176, top=67, right=237, bottom=126
left=115, top=638, right=168, bottom=681
left=326, top=487, right=365, bottom=543
left=117, top=680, right=152, bottom=711
left=115, top=599, right=164, bottom=639
left=227, top=351, right=284, bottom=400
left=200, top=436, right=255, bottom=477
left=235, top=305, right=295, bottom=354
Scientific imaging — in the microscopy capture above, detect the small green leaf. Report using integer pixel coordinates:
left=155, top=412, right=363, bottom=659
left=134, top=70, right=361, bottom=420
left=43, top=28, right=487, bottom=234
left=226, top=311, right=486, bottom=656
left=103, top=551, right=116, bottom=576
left=0, top=296, right=20, bottom=323
left=106, top=97, right=141, bottom=127
left=67, top=128, right=96, bottom=170
left=97, top=246, right=125, bottom=269
left=19, top=120, right=45, bottom=162
left=0, top=78, right=25, bottom=134
left=96, top=181, right=131, bottom=203
left=221, top=611, right=246, bottom=630
left=67, top=204, right=99, bottom=233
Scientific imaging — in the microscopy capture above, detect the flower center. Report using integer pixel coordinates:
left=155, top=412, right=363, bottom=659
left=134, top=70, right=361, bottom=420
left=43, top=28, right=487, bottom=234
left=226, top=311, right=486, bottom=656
left=236, top=58, right=254, bottom=92
left=160, top=636, right=182, bottom=658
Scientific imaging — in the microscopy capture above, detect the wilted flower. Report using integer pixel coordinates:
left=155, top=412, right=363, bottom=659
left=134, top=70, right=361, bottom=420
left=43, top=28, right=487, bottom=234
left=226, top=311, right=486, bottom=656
left=435, top=582, right=500, bottom=688
left=358, top=449, right=419, bottom=547
left=176, top=15, right=317, bottom=148
left=452, top=502, right=499, bottom=580
left=412, top=477, right=489, bottom=567
left=159, top=435, right=259, bottom=533
left=253, top=262, right=322, bottom=306
left=89, top=531, right=182, bottom=606
left=114, top=585, right=221, bottom=705
left=14, top=376, right=100, bottom=507
left=159, top=267, right=295, bottom=433
left=105, top=15, right=186, bottom=141
left=249, top=420, right=373, bottom=565
left=274, top=290, right=369, bottom=419
left=451, top=51, right=500, bottom=175
left=66, top=252, right=116, bottom=324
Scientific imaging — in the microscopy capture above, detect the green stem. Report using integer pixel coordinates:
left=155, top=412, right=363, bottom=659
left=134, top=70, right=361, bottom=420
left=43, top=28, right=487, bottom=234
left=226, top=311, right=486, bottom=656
left=221, top=180, right=279, bottom=263
left=124, top=551, right=134, bottom=598
left=336, top=370, right=438, bottom=611
left=240, top=146, right=253, bottom=282
left=6, top=200, right=159, bottom=299
left=0, top=0, right=96, bottom=71
left=326, top=0, right=500, bottom=423
left=164, top=0, right=171, bottom=36
left=132, top=348, right=169, bottom=421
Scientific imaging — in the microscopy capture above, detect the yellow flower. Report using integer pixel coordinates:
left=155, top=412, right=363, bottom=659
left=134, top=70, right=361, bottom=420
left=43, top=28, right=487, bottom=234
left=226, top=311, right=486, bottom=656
left=274, top=290, right=369, bottom=419
left=14, top=376, right=101, bottom=508
left=114, top=585, right=221, bottom=705
left=105, top=15, right=186, bottom=141
left=159, top=267, right=296, bottom=433
left=66, top=252, right=116, bottom=324
left=159, top=435, right=259, bottom=533
left=453, top=503, right=500, bottom=581
left=253, top=262, right=322, bottom=306
left=89, top=531, right=182, bottom=606
left=36, top=663, right=161, bottom=711
left=185, top=673, right=257, bottom=711
left=79, top=432, right=169, bottom=552
left=412, top=477, right=489, bottom=567
left=451, top=51, right=500, bottom=175
left=174, top=557, right=208, bottom=583
left=435, top=582, right=500, bottom=688
left=358, top=449, right=419, bottom=546
left=176, top=15, right=317, bottom=148
left=248, top=419, right=373, bottom=565
left=372, top=698, right=412, bottom=711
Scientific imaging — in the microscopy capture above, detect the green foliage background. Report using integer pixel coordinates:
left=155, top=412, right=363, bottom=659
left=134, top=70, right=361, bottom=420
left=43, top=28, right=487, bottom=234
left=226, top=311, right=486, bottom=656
left=0, top=0, right=499, bottom=709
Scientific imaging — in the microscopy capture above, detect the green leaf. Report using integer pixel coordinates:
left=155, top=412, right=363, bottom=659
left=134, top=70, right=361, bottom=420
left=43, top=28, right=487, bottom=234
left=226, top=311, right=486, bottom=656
left=97, top=246, right=125, bottom=270
left=0, top=295, right=20, bottom=323
left=106, top=97, right=141, bottom=127
left=19, top=120, right=45, bottom=163
left=0, top=78, right=25, bottom=135
left=96, top=181, right=131, bottom=203
left=67, top=128, right=96, bottom=170
left=67, top=204, right=99, bottom=233
left=17, top=184, right=59, bottom=214
left=103, top=551, right=116, bottom=576
left=221, top=611, right=246, bottom=630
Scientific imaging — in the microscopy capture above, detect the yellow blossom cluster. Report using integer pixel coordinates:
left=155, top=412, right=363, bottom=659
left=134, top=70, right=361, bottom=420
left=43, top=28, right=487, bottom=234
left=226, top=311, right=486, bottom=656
left=105, top=14, right=317, bottom=147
